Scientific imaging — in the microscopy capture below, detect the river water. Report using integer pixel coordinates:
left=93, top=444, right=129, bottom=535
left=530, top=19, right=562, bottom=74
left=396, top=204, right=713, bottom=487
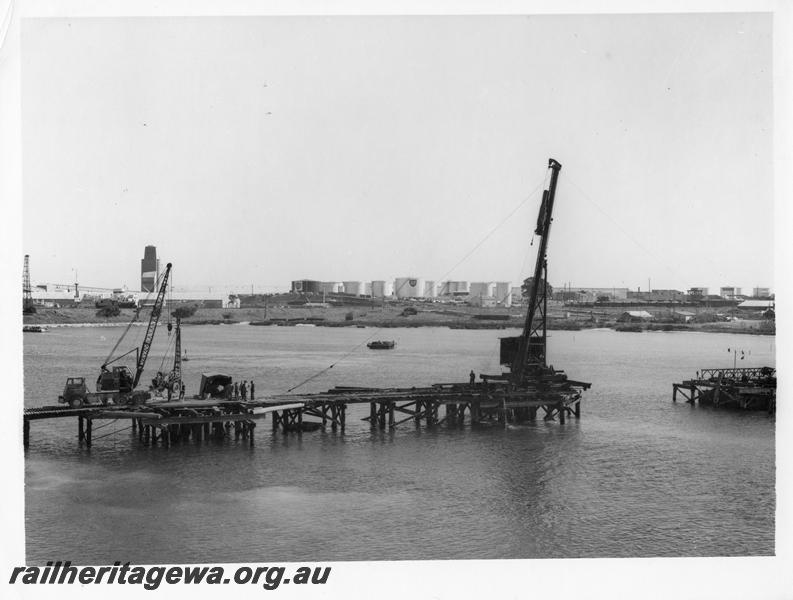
left=23, top=325, right=775, bottom=562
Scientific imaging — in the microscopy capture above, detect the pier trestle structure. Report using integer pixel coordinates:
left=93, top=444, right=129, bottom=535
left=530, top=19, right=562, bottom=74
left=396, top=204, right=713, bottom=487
left=24, top=377, right=587, bottom=448
left=672, top=367, right=776, bottom=413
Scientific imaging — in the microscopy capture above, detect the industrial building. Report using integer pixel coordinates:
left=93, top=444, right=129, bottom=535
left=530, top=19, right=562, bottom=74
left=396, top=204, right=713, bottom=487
left=141, top=245, right=160, bottom=293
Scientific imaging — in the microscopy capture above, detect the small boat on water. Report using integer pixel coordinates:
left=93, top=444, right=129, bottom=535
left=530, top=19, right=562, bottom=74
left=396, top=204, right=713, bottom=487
left=367, top=340, right=395, bottom=350
left=23, top=325, right=48, bottom=333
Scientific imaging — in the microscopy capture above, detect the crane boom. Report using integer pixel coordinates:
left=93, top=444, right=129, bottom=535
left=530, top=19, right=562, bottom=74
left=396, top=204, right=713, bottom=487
left=171, top=316, right=182, bottom=389
left=509, top=158, right=561, bottom=384
left=133, top=262, right=172, bottom=388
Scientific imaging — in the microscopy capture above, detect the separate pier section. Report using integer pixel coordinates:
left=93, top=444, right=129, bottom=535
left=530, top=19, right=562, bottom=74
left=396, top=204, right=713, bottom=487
left=673, top=367, right=776, bottom=413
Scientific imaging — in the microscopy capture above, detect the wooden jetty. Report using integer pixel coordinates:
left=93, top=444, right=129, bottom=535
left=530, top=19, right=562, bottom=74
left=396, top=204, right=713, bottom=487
left=673, top=367, right=776, bottom=413
left=23, top=374, right=589, bottom=448
left=23, top=158, right=591, bottom=449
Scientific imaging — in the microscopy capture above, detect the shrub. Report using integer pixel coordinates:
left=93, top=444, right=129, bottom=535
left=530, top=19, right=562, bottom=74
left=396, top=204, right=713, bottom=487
left=96, top=305, right=120, bottom=318
left=172, top=304, right=198, bottom=319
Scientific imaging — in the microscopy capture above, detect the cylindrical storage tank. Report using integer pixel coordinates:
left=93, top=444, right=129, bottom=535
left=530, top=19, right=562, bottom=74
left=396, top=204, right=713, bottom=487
left=495, top=281, right=512, bottom=307
left=364, top=282, right=373, bottom=296
left=469, top=282, right=493, bottom=298
left=371, top=280, right=387, bottom=298
left=394, top=277, right=423, bottom=299
left=423, top=280, right=437, bottom=298
left=343, top=281, right=364, bottom=296
left=451, top=281, right=469, bottom=294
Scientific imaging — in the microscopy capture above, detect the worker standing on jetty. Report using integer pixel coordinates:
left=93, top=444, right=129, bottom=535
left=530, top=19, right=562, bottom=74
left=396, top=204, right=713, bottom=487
left=233, top=381, right=239, bottom=400
left=469, top=370, right=476, bottom=386
left=241, top=381, right=248, bottom=401
left=250, top=380, right=255, bottom=401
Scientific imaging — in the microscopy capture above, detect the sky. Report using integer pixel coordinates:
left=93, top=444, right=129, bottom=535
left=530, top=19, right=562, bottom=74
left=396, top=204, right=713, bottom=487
left=19, top=12, right=774, bottom=294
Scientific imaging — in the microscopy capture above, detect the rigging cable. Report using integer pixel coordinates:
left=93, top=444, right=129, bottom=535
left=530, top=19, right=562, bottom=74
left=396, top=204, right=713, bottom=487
left=101, top=274, right=161, bottom=367
left=563, top=175, right=697, bottom=289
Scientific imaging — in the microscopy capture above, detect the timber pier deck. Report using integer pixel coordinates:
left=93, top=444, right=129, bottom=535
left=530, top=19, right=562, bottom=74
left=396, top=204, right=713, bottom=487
left=23, top=376, right=590, bottom=449
left=673, top=367, right=776, bottom=413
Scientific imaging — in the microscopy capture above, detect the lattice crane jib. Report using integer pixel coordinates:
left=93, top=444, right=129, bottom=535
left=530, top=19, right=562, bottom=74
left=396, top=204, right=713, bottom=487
left=132, top=262, right=172, bottom=388
left=503, top=158, right=561, bottom=385
left=23, top=254, right=36, bottom=314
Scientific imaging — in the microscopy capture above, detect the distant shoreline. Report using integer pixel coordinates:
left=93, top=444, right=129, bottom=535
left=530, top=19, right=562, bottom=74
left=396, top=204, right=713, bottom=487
left=22, top=306, right=775, bottom=336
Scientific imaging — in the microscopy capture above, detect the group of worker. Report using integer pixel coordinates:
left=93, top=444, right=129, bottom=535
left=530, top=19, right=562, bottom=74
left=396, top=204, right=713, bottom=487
left=228, top=379, right=255, bottom=401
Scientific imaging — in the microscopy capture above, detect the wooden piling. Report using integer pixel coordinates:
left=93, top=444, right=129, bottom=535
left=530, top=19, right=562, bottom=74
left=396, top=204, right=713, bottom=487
left=574, top=402, right=581, bottom=418
left=85, top=418, right=93, bottom=448
left=23, top=419, right=29, bottom=448
left=558, top=404, right=566, bottom=424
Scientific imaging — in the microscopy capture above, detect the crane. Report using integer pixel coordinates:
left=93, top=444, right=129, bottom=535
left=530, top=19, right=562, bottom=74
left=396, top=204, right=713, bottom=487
left=131, top=262, right=172, bottom=388
left=59, top=262, right=174, bottom=407
left=502, top=158, right=561, bottom=385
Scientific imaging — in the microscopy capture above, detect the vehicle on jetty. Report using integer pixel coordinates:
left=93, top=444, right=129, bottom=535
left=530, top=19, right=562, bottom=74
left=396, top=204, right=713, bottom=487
left=367, top=340, right=395, bottom=350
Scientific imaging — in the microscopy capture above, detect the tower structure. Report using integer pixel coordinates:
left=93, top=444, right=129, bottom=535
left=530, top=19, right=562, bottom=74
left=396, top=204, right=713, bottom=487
left=22, top=254, right=36, bottom=314
left=141, top=245, right=160, bottom=292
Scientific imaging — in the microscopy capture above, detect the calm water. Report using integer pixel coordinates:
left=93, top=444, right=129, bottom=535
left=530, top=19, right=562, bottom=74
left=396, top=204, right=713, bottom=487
left=23, top=325, right=775, bottom=562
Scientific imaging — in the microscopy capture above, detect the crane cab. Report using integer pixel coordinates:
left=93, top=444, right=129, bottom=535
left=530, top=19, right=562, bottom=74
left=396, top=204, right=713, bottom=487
left=97, top=366, right=134, bottom=393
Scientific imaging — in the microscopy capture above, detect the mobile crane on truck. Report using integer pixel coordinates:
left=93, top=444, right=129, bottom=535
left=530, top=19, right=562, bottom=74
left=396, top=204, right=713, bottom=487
left=58, top=263, right=173, bottom=408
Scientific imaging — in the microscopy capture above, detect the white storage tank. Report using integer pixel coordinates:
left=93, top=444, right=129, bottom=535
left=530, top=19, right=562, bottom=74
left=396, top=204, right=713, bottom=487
left=495, top=281, right=512, bottom=307
left=371, top=280, right=390, bottom=298
left=394, top=277, right=423, bottom=299
left=319, top=281, right=343, bottom=294
left=470, top=282, right=496, bottom=299
left=423, top=280, right=437, bottom=298
left=510, top=286, right=524, bottom=306
left=439, top=281, right=469, bottom=296
left=343, top=281, right=365, bottom=296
